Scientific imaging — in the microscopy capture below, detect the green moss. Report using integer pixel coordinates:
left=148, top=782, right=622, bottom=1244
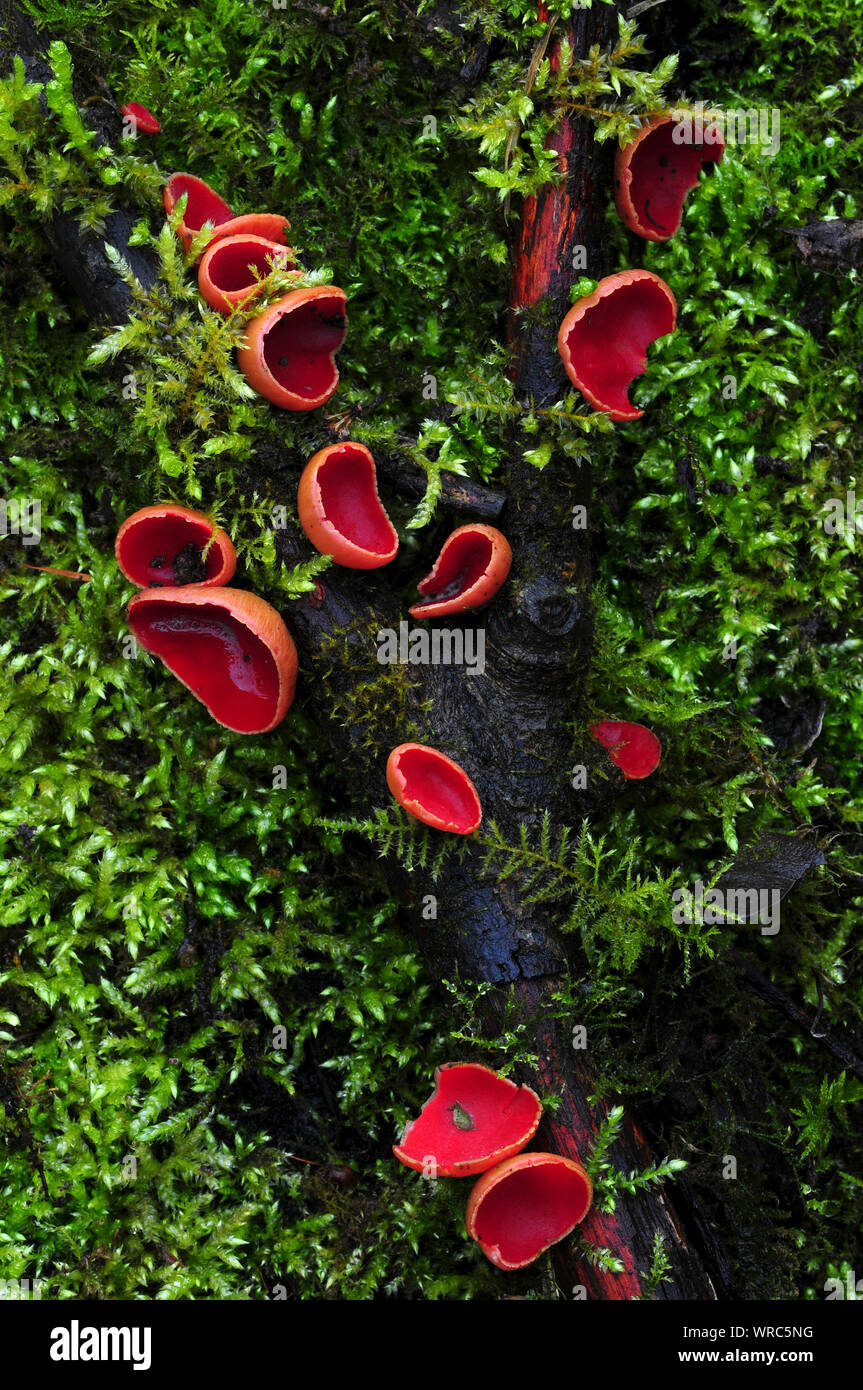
left=0, top=0, right=861, bottom=1299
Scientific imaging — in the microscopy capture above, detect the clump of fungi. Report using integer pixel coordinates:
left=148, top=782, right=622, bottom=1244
left=394, top=1062, right=592, bottom=1268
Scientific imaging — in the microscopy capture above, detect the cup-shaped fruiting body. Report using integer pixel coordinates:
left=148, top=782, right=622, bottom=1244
left=557, top=270, right=677, bottom=421
left=127, top=586, right=297, bottom=734
left=466, top=1152, right=593, bottom=1270
left=121, top=102, right=161, bottom=134
left=163, top=173, right=290, bottom=255
left=408, top=524, right=512, bottom=619
left=393, top=1063, right=542, bottom=1177
left=237, top=286, right=347, bottom=411
left=615, top=115, right=725, bottom=242
left=115, top=504, right=237, bottom=589
left=590, top=720, right=661, bottom=780
left=297, top=442, right=398, bottom=568
left=386, top=743, right=481, bottom=835
left=198, top=234, right=299, bottom=314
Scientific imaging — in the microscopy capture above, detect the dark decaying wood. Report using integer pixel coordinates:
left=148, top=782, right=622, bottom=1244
left=4, top=0, right=722, bottom=1297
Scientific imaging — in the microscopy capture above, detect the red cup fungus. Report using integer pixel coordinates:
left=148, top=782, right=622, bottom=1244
left=237, top=285, right=347, bottom=411
left=408, top=524, right=512, bottom=619
left=590, top=719, right=662, bottom=780
left=115, top=504, right=237, bottom=589
left=198, top=234, right=298, bottom=314
left=615, top=115, right=725, bottom=243
left=127, top=586, right=297, bottom=734
left=297, top=442, right=398, bottom=568
left=163, top=173, right=290, bottom=255
left=121, top=102, right=161, bottom=134
left=393, top=1062, right=542, bottom=1177
left=558, top=270, right=677, bottom=421
left=386, top=743, right=481, bottom=835
left=466, top=1152, right=594, bottom=1270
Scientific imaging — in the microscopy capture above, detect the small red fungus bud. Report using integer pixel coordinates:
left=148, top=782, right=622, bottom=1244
left=127, top=586, right=297, bottom=734
left=163, top=173, right=290, bottom=256
left=197, top=234, right=299, bottom=314
left=297, top=442, right=398, bottom=568
left=121, top=102, right=161, bottom=134
left=386, top=743, right=481, bottom=835
left=615, top=115, right=724, bottom=243
left=557, top=270, right=676, bottom=421
left=115, top=505, right=237, bottom=589
left=466, top=1152, right=593, bottom=1270
left=238, top=286, right=347, bottom=411
left=393, top=1062, right=542, bottom=1177
left=590, top=719, right=661, bottom=780
left=408, top=524, right=512, bottom=619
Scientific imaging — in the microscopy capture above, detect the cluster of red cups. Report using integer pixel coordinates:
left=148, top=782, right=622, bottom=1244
left=163, top=171, right=349, bottom=412
left=557, top=114, right=724, bottom=421
left=120, top=166, right=668, bottom=779
left=119, top=178, right=516, bottom=757
left=118, top=504, right=298, bottom=734
left=394, top=1062, right=592, bottom=1269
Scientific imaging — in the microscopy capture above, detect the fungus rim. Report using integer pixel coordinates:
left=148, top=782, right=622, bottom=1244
left=198, top=234, right=298, bottom=314
left=614, top=114, right=725, bottom=242
left=386, top=742, right=482, bottom=835
left=237, top=285, right=347, bottom=411
left=127, top=585, right=297, bottom=734
left=557, top=269, right=677, bottom=421
left=408, top=524, right=512, bottom=619
left=393, top=1062, right=542, bottom=1176
left=115, top=504, right=237, bottom=589
left=466, top=1151, right=594, bottom=1270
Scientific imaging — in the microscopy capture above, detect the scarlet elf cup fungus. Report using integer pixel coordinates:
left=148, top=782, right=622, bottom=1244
left=393, top=1063, right=542, bottom=1176
left=408, top=524, right=512, bottom=619
left=115, top=505, right=237, bottom=588
left=297, top=442, right=398, bottom=568
left=120, top=102, right=161, bottom=134
left=127, top=587, right=297, bottom=734
left=163, top=173, right=290, bottom=256
left=614, top=115, right=725, bottom=242
left=557, top=270, right=677, bottom=421
left=590, top=720, right=662, bottom=780
left=386, top=743, right=482, bottom=835
left=466, top=1152, right=593, bottom=1270
left=198, top=235, right=298, bottom=314
left=237, top=286, right=347, bottom=411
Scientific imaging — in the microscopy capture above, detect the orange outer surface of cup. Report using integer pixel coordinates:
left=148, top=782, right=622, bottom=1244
left=128, top=585, right=297, bottom=734
left=297, top=443, right=398, bottom=569
left=197, top=234, right=299, bottom=314
left=408, top=523, right=512, bottom=619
